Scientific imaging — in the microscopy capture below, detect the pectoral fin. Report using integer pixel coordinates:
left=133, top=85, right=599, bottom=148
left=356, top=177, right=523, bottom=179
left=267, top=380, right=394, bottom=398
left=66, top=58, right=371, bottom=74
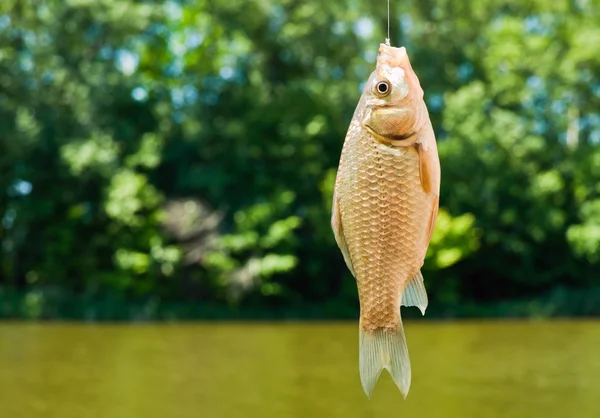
left=417, top=126, right=440, bottom=247
left=331, top=192, right=356, bottom=277
left=418, top=144, right=436, bottom=195
left=426, top=196, right=439, bottom=247
left=416, top=123, right=441, bottom=197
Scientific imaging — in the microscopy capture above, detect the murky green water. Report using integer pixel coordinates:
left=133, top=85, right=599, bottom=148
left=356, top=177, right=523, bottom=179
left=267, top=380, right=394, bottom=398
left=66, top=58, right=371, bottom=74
left=0, top=321, right=599, bottom=418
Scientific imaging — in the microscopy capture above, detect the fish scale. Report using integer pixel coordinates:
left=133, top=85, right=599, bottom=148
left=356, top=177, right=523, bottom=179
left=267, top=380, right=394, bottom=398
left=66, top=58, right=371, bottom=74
left=337, top=126, right=428, bottom=332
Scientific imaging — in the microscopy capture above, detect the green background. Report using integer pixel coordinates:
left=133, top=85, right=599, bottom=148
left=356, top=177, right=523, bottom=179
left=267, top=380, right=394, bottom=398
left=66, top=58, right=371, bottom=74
left=1, top=0, right=599, bottom=320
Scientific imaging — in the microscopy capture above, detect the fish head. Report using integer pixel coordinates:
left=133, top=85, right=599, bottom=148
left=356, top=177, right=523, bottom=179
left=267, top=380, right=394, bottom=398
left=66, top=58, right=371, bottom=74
left=361, top=44, right=426, bottom=146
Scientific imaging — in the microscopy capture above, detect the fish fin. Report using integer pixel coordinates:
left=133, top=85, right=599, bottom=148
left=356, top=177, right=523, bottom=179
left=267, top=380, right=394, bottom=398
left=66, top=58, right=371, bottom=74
left=401, top=270, right=428, bottom=315
left=331, top=192, right=356, bottom=277
left=417, top=125, right=441, bottom=196
left=359, top=326, right=411, bottom=399
left=425, top=196, right=439, bottom=247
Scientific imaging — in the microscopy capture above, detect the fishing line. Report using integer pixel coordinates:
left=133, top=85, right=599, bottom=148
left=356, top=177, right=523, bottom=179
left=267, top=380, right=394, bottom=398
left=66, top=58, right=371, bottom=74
left=385, top=0, right=390, bottom=46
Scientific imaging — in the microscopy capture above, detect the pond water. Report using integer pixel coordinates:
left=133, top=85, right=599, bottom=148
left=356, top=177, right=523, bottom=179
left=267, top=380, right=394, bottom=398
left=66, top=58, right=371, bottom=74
left=1, top=321, right=599, bottom=418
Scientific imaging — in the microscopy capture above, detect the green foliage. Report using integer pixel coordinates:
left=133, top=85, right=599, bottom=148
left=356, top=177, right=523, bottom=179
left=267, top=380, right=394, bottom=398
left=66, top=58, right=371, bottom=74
left=203, top=191, right=301, bottom=302
left=567, top=200, right=600, bottom=263
left=426, top=210, right=480, bottom=270
left=1, top=0, right=599, bottom=319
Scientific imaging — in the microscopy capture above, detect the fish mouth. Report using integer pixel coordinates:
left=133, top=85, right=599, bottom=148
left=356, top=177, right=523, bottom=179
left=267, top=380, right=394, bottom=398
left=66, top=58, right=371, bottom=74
left=376, top=44, right=408, bottom=69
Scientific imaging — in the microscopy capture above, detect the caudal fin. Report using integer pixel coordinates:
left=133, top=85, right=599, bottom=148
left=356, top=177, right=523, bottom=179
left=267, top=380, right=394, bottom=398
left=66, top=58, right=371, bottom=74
left=359, top=325, right=411, bottom=399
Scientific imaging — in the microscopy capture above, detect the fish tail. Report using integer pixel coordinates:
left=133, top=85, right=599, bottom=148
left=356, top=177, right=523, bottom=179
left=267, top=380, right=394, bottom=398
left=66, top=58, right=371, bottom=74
left=359, top=323, right=411, bottom=399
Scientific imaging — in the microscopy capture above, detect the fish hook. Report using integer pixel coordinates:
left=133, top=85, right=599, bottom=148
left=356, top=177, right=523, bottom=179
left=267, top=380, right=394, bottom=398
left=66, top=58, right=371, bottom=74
left=385, top=0, right=391, bottom=46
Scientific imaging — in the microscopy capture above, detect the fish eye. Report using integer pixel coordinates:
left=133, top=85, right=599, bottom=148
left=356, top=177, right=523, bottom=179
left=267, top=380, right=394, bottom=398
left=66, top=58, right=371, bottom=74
left=374, top=80, right=391, bottom=97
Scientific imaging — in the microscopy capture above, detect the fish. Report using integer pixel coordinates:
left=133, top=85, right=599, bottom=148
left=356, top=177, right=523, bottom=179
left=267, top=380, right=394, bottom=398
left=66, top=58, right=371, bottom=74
left=331, top=43, right=440, bottom=398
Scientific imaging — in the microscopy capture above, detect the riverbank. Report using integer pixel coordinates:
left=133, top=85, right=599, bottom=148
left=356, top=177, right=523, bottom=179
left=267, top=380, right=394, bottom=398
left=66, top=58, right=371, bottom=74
left=1, top=285, right=599, bottom=321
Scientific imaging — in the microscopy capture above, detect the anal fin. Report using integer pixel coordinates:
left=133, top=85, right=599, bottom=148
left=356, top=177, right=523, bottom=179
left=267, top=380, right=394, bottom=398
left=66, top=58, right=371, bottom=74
left=401, top=270, right=428, bottom=315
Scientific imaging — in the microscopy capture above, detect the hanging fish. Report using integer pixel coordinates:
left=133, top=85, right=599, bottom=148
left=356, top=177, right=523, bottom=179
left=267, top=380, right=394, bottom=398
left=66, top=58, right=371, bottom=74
left=331, top=43, right=440, bottom=398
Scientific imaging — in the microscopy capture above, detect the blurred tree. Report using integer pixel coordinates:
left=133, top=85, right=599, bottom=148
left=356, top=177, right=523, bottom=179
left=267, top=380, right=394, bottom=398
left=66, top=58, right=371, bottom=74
left=0, top=0, right=599, bottom=319
left=0, top=0, right=174, bottom=311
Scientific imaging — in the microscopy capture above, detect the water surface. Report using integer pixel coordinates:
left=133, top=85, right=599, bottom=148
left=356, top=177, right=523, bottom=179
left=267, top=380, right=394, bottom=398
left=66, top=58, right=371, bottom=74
left=1, top=321, right=599, bottom=418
